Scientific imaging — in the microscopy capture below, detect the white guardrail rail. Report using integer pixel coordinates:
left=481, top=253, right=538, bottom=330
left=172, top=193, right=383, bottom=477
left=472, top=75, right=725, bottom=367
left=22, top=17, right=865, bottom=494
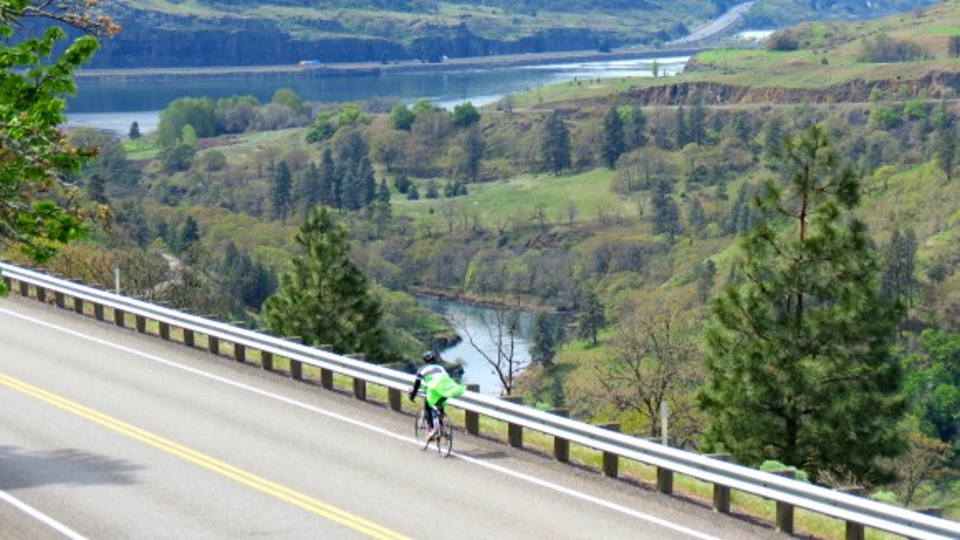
left=1, top=261, right=958, bottom=540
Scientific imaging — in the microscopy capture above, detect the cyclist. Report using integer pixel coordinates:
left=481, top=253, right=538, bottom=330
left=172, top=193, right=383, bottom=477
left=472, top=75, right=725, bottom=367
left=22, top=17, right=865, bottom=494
left=408, top=350, right=465, bottom=440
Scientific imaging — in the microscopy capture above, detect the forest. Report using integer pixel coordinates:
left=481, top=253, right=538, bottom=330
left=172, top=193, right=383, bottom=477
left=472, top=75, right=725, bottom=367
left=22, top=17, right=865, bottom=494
left=3, top=0, right=959, bottom=524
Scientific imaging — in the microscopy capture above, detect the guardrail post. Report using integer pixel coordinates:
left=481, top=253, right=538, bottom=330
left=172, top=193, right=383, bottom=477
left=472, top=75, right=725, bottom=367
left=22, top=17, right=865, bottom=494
left=552, top=409, right=570, bottom=462
left=235, top=343, right=246, bottom=363
left=209, top=335, right=220, bottom=356
left=55, top=291, right=66, bottom=309
left=598, top=423, right=620, bottom=478
left=94, top=303, right=104, bottom=321
left=389, top=387, right=402, bottom=411
left=773, top=470, right=796, bottom=534
left=465, top=384, right=480, bottom=435
left=159, top=321, right=170, bottom=340
left=35, top=286, right=46, bottom=303
left=2, top=276, right=10, bottom=292
left=19, top=281, right=29, bottom=297
left=837, top=487, right=866, bottom=540
left=708, top=454, right=734, bottom=514
left=502, top=396, right=524, bottom=448
left=135, top=314, right=146, bottom=333
left=286, top=337, right=302, bottom=380
left=261, top=351, right=273, bottom=371
left=73, top=296, right=84, bottom=315
left=183, top=328, right=195, bottom=347
left=114, top=308, right=125, bottom=327
left=348, top=354, right=366, bottom=401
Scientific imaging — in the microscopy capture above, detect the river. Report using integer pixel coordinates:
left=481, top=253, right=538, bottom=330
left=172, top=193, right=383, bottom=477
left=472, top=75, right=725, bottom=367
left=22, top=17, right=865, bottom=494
left=65, top=56, right=689, bottom=134
left=416, top=297, right=536, bottom=396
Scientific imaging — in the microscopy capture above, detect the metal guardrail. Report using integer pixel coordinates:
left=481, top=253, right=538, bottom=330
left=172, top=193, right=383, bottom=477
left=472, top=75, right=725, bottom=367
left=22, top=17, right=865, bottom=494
left=1, top=262, right=958, bottom=540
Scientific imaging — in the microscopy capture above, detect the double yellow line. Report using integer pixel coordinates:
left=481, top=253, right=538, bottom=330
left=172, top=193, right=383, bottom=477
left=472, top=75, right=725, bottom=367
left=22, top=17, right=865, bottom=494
left=0, top=373, right=410, bottom=540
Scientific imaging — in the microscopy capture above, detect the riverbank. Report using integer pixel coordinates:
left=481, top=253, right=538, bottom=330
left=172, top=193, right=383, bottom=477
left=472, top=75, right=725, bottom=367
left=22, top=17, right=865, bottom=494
left=74, top=46, right=702, bottom=81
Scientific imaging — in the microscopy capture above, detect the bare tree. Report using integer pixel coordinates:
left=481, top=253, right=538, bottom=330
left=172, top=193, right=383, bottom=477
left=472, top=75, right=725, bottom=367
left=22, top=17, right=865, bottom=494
left=580, top=300, right=704, bottom=449
left=451, top=305, right=528, bottom=396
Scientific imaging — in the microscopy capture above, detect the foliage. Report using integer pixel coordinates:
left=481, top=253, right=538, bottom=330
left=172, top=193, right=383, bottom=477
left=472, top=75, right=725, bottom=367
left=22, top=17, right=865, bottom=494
left=700, top=126, right=907, bottom=486
left=540, top=111, right=571, bottom=176
left=261, top=207, right=393, bottom=362
left=0, top=0, right=120, bottom=284
left=857, top=32, right=931, bottom=63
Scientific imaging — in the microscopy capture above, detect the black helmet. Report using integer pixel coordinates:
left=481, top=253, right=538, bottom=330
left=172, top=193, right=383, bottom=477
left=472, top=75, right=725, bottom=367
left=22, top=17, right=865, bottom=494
left=422, top=350, right=438, bottom=363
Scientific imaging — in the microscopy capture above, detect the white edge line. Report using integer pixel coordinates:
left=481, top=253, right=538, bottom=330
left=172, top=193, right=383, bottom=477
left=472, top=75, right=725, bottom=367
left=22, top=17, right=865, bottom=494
left=0, top=306, right=720, bottom=540
left=0, top=489, right=88, bottom=540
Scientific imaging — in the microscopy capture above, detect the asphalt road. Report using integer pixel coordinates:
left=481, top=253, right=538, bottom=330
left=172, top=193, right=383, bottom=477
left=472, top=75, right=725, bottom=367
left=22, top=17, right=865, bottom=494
left=0, top=295, right=783, bottom=539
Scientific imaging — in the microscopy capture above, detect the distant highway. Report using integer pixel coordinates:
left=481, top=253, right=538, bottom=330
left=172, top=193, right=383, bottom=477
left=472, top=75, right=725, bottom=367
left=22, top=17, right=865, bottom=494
left=0, top=295, right=783, bottom=538
left=671, top=2, right=755, bottom=45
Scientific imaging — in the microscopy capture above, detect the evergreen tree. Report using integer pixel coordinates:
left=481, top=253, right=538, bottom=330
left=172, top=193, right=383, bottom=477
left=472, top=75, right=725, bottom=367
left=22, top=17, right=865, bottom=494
left=578, top=283, right=605, bottom=346
left=601, top=106, right=626, bottom=169
left=625, top=106, right=648, bottom=150
left=687, top=197, right=708, bottom=238
left=261, top=208, right=388, bottom=360
left=688, top=101, right=707, bottom=146
left=178, top=216, right=200, bottom=252
left=540, top=110, right=571, bottom=176
left=86, top=173, right=108, bottom=204
left=700, top=125, right=906, bottom=485
left=318, top=148, right=339, bottom=210
left=936, top=119, right=956, bottom=182
left=292, top=162, right=321, bottom=218
left=531, top=313, right=565, bottom=367
left=271, top=161, right=293, bottom=220
left=675, top=105, right=688, bottom=148
left=882, top=226, right=917, bottom=310
left=462, top=126, right=486, bottom=182
left=694, top=259, right=717, bottom=305
left=129, top=121, right=141, bottom=140
left=652, top=179, right=682, bottom=237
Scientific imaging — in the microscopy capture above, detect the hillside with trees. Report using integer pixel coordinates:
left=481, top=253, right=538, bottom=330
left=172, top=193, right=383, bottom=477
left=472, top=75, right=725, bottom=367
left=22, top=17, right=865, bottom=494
left=3, top=0, right=959, bottom=528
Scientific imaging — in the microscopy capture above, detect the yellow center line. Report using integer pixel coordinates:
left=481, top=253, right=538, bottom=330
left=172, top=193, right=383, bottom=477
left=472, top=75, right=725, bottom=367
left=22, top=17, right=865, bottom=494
left=0, top=373, right=410, bottom=540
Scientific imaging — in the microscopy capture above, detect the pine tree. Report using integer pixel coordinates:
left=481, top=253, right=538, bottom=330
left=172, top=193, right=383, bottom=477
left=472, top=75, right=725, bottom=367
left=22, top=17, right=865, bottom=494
left=129, top=121, right=141, bottom=140
left=261, top=207, right=388, bottom=360
left=578, top=283, right=605, bottom=346
left=318, top=148, right=339, bottom=210
left=292, top=162, right=321, bottom=218
left=652, top=179, right=682, bottom=237
left=531, top=313, right=565, bottom=367
left=601, top=107, right=626, bottom=169
left=675, top=105, right=688, bottom=148
left=688, top=101, right=707, bottom=146
left=271, top=161, right=293, bottom=220
left=540, top=110, right=571, bottom=176
left=699, top=125, right=906, bottom=485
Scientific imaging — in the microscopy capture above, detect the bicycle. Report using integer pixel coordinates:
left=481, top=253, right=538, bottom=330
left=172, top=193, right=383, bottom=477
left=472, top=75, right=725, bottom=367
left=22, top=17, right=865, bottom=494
left=414, top=400, right=453, bottom=457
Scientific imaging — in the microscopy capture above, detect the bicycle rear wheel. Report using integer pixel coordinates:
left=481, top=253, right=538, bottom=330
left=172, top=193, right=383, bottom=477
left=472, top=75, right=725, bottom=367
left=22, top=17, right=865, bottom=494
left=438, top=417, right=453, bottom=458
left=414, top=409, right=431, bottom=450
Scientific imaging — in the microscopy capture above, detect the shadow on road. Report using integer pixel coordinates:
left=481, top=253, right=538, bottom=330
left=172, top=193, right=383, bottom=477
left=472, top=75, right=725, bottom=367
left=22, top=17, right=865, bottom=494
left=0, top=445, right=143, bottom=490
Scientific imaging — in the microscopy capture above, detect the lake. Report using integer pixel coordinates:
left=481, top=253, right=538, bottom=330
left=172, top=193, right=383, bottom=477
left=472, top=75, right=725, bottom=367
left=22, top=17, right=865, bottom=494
left=65, top=56, right=689, bottom=134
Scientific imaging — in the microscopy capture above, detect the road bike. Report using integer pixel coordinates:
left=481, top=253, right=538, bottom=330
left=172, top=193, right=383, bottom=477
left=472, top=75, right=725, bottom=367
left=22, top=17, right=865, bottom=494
left=414, top=401, right=453, bottom=457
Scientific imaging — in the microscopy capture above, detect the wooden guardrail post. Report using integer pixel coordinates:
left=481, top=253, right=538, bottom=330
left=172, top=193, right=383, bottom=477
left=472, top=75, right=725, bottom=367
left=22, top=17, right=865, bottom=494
left=773, top=470, right=796, bottom=534
left=837, top=487, right=866, bottom=540
left=285, top=337, right=302, bottom=380
left=73, top=296, right=84, bottom=315
left=135, top=314, right=146, bottom=333
left=643, top=438, right=674, bottom=494
left=94, top=303, right=104, bottom=321
left=502, top=396, right=524, bottom=448
left=159, top=321, right=170, bottom=340
left=35, top=286, right=46, bottom=303
left=348, top=354, right=366, bottom=401
left=183, top=328, right=195, bottom=347
left=234, top=343, right=246, bottom=363
left=464, top=384, right=480, bottom=435
left=552, top=409, right=570, bottom=463
left=19, top=281, right=29, bottom=297
left=54, top=291, right=65, bottom=309
left=708, top=454, right=734, bottom=514
left=208, top=335, right=220, bottom=356
left=598, top=423, right=620, bottom=478
left=114, top=308, right=125, bottom=328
